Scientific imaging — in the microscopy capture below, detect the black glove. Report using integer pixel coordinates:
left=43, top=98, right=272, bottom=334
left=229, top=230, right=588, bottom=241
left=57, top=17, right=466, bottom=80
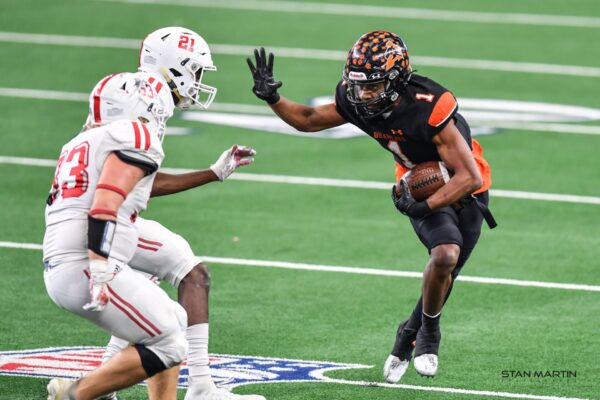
left=391, top=180, right=432, bottom=219
left=247, top=47, right=283, bottom=104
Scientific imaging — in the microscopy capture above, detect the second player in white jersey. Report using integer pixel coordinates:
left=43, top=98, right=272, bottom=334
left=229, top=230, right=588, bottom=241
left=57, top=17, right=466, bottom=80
left=94, top=26, right=266, bottom=400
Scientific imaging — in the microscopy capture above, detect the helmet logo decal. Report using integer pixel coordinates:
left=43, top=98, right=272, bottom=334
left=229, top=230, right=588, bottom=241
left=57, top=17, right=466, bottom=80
left=348, top=71, right=367, bottom=80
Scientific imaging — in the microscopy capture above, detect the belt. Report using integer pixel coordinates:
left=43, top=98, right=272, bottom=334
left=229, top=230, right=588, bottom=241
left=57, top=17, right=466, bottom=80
left=472, top=195, right=498, bottom=229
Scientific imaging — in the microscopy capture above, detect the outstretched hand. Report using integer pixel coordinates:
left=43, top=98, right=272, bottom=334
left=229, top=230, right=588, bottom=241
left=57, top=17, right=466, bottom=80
left=210, top=145, right=256, bottom=181
left=247, top=47, right=282, bottom=104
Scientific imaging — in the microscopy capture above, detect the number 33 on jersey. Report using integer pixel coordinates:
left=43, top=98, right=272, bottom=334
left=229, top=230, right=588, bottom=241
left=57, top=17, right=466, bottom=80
left=46, top=120, right=164, bottom=226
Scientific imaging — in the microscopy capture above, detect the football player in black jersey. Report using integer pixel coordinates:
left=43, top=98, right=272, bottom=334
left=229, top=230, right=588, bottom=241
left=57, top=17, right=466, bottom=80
left=247, top=31, right=494, bottom=381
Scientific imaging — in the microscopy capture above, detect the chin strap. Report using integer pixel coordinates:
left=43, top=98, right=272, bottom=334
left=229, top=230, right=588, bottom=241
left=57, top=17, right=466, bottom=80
left=160, top=67, right=185, bottom=106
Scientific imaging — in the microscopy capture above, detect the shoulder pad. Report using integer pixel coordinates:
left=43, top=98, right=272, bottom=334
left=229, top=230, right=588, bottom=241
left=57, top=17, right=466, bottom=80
left=428, top=91, right=457, bottom=128
left=104, top=120, right=164, bottom=170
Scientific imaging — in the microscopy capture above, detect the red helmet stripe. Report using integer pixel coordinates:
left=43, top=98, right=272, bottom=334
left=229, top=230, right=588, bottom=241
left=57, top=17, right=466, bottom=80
left=93, top=74, right=118, bottom=123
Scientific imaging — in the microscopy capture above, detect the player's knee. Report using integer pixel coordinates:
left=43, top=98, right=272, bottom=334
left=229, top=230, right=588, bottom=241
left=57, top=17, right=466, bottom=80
left=144, top=303, right=188, bottom=370
left=181, top=262, right=211, bottom=290
left=135, top=330, right=187, bottom=376
left=430, top=244, right=460, bottom=272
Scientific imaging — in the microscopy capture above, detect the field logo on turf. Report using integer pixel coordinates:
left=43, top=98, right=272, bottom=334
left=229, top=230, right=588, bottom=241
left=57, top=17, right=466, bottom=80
left=0, top=347, right=370, bottom=388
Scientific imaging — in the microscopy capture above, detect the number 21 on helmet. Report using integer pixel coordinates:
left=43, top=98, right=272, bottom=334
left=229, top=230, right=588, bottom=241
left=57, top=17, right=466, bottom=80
left=139, top=26, right=217, bottom=110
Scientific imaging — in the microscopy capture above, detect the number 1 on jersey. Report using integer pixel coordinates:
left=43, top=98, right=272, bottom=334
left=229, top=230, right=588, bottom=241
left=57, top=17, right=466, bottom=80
left=387, top=141, right=415, bottom=169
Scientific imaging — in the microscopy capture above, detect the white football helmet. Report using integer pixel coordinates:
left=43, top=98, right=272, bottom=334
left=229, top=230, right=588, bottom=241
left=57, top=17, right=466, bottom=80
left=86, top=72, right=173, bottom=141
left=139, top=26, right=217, bottom=110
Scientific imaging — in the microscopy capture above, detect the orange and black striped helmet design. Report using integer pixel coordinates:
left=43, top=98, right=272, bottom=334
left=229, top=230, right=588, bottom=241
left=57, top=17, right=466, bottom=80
left=343, top=31, right=413, bottom=117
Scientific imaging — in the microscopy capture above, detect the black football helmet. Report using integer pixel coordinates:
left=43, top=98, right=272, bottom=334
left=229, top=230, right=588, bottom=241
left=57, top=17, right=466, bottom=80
left=343, top=31, right=413, bottom=118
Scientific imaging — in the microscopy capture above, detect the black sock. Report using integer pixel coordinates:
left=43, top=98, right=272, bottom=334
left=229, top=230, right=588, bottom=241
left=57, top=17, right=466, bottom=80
left=421, top=311, right=441, bottom=332
left=405, top=296, right=423, bottom=331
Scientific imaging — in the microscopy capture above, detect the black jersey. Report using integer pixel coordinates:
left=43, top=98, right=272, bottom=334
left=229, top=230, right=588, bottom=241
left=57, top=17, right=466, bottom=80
left=334, top=74, right=472, bottom=169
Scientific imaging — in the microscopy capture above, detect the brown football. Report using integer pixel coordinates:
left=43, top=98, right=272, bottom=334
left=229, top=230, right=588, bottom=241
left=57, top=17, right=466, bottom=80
left=403, top=161, right=451, bottom=201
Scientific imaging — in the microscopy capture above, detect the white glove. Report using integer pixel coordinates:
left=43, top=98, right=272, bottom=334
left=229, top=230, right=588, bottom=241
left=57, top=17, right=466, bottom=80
left=210, top=145, right=256, bottom=181
left=83, top=259, right=115, bottom=312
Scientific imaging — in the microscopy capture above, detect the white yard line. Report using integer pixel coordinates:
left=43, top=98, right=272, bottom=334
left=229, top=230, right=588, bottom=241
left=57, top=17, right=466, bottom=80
left=321, top=377, right=590, bottom=400
left=95, top=0, right=600, bottom=29
left=1, top=155, right=599, bottom=205
left=3, top=87, right=600, bottom=136
left=1, top=31, right=600, bottom=78
left=3, top=241, right=599, bottom=293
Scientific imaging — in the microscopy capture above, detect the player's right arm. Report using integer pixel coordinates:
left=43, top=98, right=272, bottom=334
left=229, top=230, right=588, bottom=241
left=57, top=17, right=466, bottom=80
left=248, top=47, right=346, bottom=132
left=84, top=153, right=146, bottom=311
left=271, top=99, right=346, bottom=132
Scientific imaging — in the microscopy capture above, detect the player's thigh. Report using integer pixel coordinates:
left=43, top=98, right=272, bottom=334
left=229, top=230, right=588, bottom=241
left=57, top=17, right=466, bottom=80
left=410, top=206, right=463, bottom=251
left=458, top=192, right=487, bottom=250
left=44, top=259, right=90, bottom=311
left=451, top=192, right=488, bottom=275
left=131, top=218, right=199, bottom=287
left=45, top=261, right=186, bottom=345
left=98, top=266, right=187, bottom=344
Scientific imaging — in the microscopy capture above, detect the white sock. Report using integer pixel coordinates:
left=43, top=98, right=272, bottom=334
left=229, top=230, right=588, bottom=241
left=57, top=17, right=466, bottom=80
left=102, top=336, right=129, bottom=364
left=186, top=324, right=215, bottom=391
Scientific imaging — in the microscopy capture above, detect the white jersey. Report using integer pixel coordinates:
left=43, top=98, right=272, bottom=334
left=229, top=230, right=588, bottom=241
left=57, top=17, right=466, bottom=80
left=43, top=120, right=164, bottom=265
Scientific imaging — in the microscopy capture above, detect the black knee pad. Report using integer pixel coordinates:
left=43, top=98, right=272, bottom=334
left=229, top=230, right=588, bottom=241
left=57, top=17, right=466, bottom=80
left=134, top=344, right=168, bottom=377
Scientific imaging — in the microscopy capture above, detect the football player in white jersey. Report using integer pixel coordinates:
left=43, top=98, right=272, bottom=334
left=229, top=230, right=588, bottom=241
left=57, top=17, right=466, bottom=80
left=44, top=72, right=192, bottom=400
left=94, top=27, right=265, bottom=400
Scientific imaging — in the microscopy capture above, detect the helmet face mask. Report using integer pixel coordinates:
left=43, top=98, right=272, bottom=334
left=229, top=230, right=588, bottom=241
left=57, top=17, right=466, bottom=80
left=343, top=31, right=412, bottom=118
left=347, top=75, right=400, bottom=117
left=139, top=27, right=217, bottom=110
left=179, top=60, right=217, bottom=109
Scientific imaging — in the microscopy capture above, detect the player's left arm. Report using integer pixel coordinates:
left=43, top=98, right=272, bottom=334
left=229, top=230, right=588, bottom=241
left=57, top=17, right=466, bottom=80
left=151, top=170, right=219, bottom=197
left=150, top=145, right=256, bottom=197
left=426, top=119, right=482, bottom=209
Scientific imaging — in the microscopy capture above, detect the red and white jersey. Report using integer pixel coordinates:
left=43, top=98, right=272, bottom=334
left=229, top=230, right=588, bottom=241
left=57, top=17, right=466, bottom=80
left=43, top=120, right=164, bottom=265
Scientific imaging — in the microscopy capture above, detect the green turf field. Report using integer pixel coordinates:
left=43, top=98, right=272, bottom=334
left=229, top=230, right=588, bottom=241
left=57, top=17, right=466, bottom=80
left=0, top=1, right=599, bottom=399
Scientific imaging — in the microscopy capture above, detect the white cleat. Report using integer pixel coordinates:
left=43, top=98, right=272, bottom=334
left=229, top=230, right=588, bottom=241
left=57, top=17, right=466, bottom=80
left=47, top=378, right=73, bottom=400
left=383, top=354, right=410, bottom=383
left=186, top=387, right=266, bottom=400
left=413, top=354, right=438, bottom=377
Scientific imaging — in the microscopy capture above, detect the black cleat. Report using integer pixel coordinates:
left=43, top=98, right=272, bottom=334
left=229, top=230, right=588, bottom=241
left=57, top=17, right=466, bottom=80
left=391, top=319, right=418, bottom=361
left=383, top=319, right=419, bottom=383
